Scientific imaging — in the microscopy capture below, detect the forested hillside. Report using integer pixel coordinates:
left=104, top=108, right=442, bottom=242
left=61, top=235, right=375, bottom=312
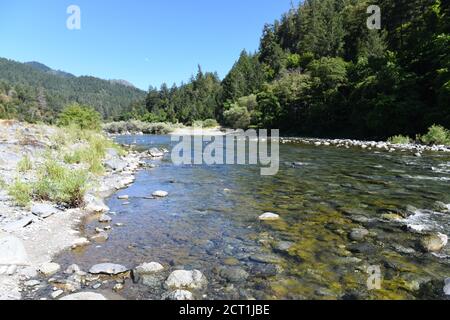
left=0, top=58, right=146, bottom=122
left=139, top=0, right=450, bottom=139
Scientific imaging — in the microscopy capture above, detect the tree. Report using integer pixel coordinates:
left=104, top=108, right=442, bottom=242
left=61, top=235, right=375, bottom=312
left=57, top=103, right=102, bottom=131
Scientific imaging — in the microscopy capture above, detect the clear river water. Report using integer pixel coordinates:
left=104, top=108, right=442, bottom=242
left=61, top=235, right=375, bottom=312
left=39, top=135, right=450, bottom=300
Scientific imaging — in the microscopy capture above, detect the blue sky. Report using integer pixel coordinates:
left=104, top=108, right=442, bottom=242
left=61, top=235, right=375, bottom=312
left=0, top=0, right=295, bottom=90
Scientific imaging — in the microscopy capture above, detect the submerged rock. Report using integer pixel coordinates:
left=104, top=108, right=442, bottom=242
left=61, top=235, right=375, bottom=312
left=59, top=292, right=107, bottom=300
left=420, top=233, right=448, bottom=253
left=219, top=267, right=249, bottom=283
left=165, top=270, right=207, bottom=290
left=349, top=228, right=369, bottom=241
left=162, top=290, right=194, bottom=300
left=273, top=241, right=294, bottom=253
left=89, top=263, right=128, bottom=275
left=444, top=278, right=450, bottom=296
left=91, top=231, right=109, bottom=242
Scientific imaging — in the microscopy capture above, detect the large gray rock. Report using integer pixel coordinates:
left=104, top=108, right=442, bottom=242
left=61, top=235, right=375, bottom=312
left=89, top=263, right=128, bottom=275
left=31, top=203, right=60, bottom=218
left=165, top=270, right=207, bottom=290
left=84, top=196, right=109, bottom=213
left=104, top=158, right=128, bottom=172
left=59, top=292, right=107, bottom=300
left=0, top=234, right=28, bottom=265
left=152, top=190, right=168, bottom=198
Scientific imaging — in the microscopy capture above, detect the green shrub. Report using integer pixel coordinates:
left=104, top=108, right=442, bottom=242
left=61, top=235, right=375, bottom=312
left=420, top=125, right=450, bottom=145
left=57, top=103, right=102, bottom=131
left=103, top=121, right=181, bottom=135
left=203, top=119, right=219, bottom=128
left=17, top=155, right=33, bottom=172
left=34, top=160, right=88, bottom=207
left=223, top=106, right=251, bottom=129
left=388, top=135, right=411, bottom=144
left=8, top=180, right=32, bottom=207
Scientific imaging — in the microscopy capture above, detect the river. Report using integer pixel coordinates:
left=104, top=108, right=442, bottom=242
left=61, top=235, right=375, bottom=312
left=35, top=135, right=450, bottom=300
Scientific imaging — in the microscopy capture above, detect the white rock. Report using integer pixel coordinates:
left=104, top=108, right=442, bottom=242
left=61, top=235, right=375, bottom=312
left=163, top=290, right=194, bottom=300
left=84, top=196, right=109, bottom=213
left=89, top=263, right=128, bottom=275
left=444, top=278, right=450, bottom=296
left=71, top=237, right=90, bottom=249
left=24, top=280, right=40, bottom=287
left=165, top=270, right=207, bottom=290
left=59, top=292, right=107, bottom=300
left=98, top=214, right=112, bottom=223
left=1, top=216, right=35, bottom=232
left=51, top=290, right=64, bottom=299
left=258, top=212, right=280, bottom=221
left=117, top=195, right=129, bottom=200
left=152, top=191, right=169, bottom=198
left=135, top=262, right=164, bottom=275
left=0, top=234, right=29, bottom=265
left=39, top=262, right=60, bottom=276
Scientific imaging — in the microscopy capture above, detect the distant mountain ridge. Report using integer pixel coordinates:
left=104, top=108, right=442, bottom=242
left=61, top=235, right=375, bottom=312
left=0, top=57, right=146, bottom=121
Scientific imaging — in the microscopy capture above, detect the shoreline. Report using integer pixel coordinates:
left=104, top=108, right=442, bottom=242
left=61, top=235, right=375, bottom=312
left=0, top=121, right=144, bottom=300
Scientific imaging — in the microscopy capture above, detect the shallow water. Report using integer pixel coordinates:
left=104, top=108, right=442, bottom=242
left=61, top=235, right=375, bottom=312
left=46, top=135, right=450, bottom=300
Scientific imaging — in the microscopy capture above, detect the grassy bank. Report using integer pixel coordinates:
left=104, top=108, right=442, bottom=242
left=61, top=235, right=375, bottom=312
left=7, top=125, right=123, bottom=208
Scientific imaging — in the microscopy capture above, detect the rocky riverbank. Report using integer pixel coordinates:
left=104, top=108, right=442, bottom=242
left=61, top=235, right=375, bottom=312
left=0, top=121, right=144, bottom=300
left=281, top=137, right=450, bottom=155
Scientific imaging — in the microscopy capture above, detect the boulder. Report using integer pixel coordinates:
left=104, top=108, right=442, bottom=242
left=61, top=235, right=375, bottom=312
left=89, top=263, right=128, bottom=275
left=1, top=216, right=34, bottom=232
left=59, top=292, right=107, bottom=300
left=31, top=203, right=60, bottom=218
left=104, top=158, right=128, bottom=172
left=0, top=234, right=28, bottom=265
left=84, top=196, right=109, bottom=214
left=165, top=270, right=207, bottom=290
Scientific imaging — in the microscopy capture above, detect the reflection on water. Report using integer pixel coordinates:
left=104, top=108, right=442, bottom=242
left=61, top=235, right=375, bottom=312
left=54, top=135, right=450, bottom=300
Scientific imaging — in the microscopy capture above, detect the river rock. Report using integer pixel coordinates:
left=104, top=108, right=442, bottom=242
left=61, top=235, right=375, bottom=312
left=31, top=203, right=60, bottom=218
left=444, top=278, right=450, bottom=296
left=89, top=263, right=128, bottom=275
left=135, top=262, right=164, bottom=275
left=273, top=241, right=294, bottom=253
left=250, top=254, right=283, bottom=264
left=258, top=212, right=280, bottom=221
left=433, top=201, right=450, bottom=213
left=152, top=190, right=168, bottom=198
left=98, top=214, right=112, bottom=223
left=51, top=290, right=64, bottom=299
left=165, top=270, right=207, bottom=290
left=59, top=292, right=107, bottom=300
left=91, top=231, right=109, bottom=242
left=148, top=148, right=164, bottom=158
left=0, top=234, right=29, bottom=265
left=85, top=196, right=109, bottom=213
left=104, top=158, right=128, bottom=172
left=64, top=264, right=81, bottom=275
left=71, top=237, right=90, bottom=249
left=39, top=262, right=60, bottom=276
left=162, top=290, right=194, bottom=300
left=117, top=195, right=129, bottom=200
left=250, top=264, right=280, bottom=278
left=219, top=267, right=249, bottom=283
left=24, top=280, right=40, bottom=287
left=420, top=233, right=448, bottom=253
left=349, top=228, right=369, bottom=241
